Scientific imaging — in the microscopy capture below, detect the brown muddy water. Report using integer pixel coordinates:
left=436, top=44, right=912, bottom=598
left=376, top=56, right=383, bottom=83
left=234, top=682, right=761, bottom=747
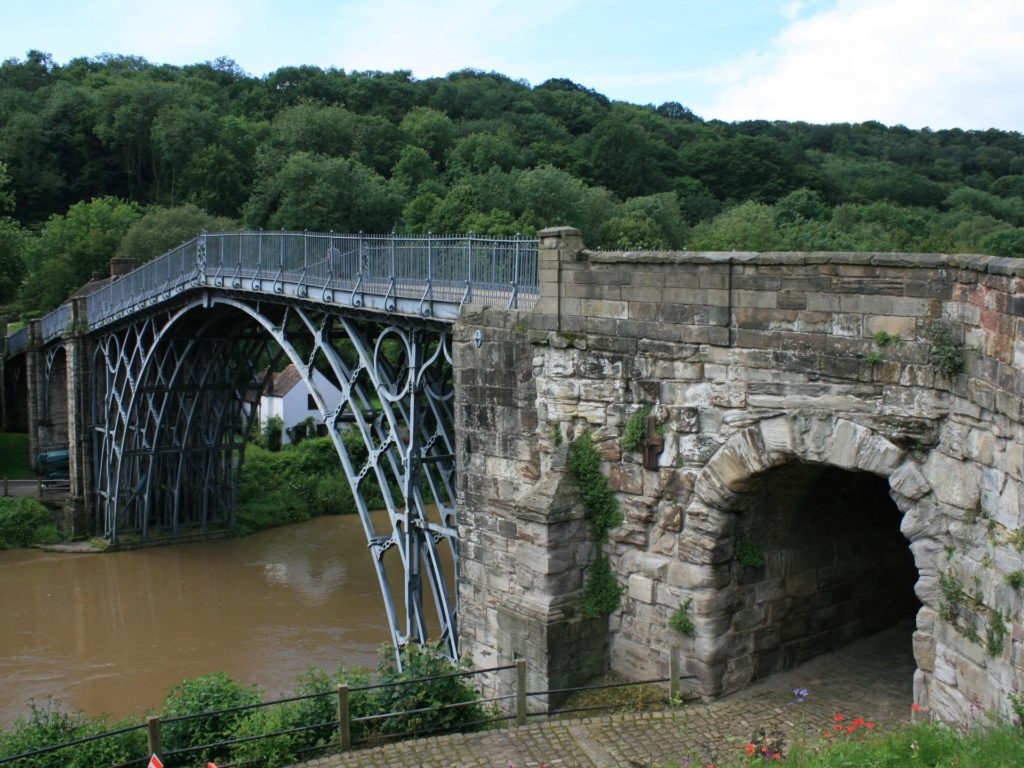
left=0, top=514, right=398, bottom=727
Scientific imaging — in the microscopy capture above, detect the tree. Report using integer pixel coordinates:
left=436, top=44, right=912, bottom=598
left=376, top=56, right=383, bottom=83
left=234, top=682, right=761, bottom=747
left=19, top=197, right=142, bottom=313
left=399, top=108, right=455, bottom=163
left=117, top=203, right=237, bottom=263
left=242, top=152, right=401, bottom=233
left=688, top=202, right=783, bottom=251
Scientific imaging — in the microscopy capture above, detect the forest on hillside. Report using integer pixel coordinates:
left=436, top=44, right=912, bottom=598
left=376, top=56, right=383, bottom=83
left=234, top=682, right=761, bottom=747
left=2, top=50, right=1024, bottom=319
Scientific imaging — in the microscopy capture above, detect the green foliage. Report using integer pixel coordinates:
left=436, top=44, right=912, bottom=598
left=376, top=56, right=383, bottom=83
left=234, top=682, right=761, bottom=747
left=1010, top=692, right=1024, bottom=726
left=1005, top=570, right=1024, bottom=590
left=373, top=645, right=488, bottom=737
left=551, top=421, right=562, bottom=447
left=116, top=203, right=236, bottom=263
left=0, top=497, right=60, bottom=548
left=865, top=350, right=882, bottom=367
left=159, top=672, right=261, bottom=765
left=927, top=321, right=965, bottom=378
left=939, top=569, right=965, bottom=622
left=781, top=722, right=1024, bottom=768
left=580, top=552, right=623, bottom=619
left=0, top=432, right=32, bottom=479
left=4, top=53, right=1024, bottom=321
left=567, top=431, right=623, bottom=542
left=236, top=435, right=381, bottom=534
left=873, top=330, right=899, bottom=347
left=736, top=538, right=765, bottom=568
left=621, top=405, right=652, bottom=452
left=0, top=700, right=146, bottom=767
left=987, top=609, right=1008, bottom=657
left=261, top=415, right=283, bottom=451
left=568, top=431, right=624, bottom=618
left=669, top=598, right=695, bottom=637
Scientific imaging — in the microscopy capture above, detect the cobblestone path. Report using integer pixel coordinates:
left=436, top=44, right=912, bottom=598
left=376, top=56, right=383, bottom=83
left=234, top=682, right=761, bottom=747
left=295, top=621, right=915, bottom=767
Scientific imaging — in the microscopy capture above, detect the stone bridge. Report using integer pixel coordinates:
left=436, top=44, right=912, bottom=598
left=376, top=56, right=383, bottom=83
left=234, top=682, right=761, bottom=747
left=454, top=226, right=1024, bottom=725
left=4, top=225, right=1023, bottom=724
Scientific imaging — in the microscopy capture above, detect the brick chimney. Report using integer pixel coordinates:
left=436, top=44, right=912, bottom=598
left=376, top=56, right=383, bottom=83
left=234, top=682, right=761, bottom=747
left=109, top=258, right=135, bottom=278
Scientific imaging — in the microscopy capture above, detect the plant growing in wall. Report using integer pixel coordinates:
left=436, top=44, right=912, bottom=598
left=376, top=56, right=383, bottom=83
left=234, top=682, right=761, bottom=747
left=670, top=598, right=695, bottom=637
left=736, top=538, right=765, bottom=568
left=569, top=431, right=624, bottom=619
left=621, top=405, right=653, bottom=452
left=927, top=321, right=964, bottom=378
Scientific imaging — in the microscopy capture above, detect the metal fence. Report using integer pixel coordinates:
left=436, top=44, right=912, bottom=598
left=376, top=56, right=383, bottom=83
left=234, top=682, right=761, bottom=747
left=5, top=326, right=28, bottom=356
left=40, top=305, right=71, bottom=343
left=0, top=648, right=690, bottom=767
left=85, top=231, right=539, bottom=330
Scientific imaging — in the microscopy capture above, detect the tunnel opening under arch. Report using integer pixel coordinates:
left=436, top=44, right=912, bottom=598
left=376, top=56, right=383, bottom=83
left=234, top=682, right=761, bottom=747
left=718, top=461, right=920, bottom=692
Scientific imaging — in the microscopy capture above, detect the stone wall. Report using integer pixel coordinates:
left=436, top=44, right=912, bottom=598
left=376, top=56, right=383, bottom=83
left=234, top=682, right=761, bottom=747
left=454, top=226, right=1024, bottom=725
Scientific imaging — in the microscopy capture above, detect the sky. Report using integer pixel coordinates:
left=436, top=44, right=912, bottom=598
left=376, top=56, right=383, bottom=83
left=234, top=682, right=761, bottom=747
left=2, top=0, right=1023, bottom=131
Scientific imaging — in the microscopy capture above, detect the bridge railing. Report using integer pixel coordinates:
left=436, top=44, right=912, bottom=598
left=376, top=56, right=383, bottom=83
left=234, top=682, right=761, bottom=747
left=85, top=231, right=539, bottom=329
left=6, top=325, right=28, bottom=356
left=40, top=304, right=72, bottom=343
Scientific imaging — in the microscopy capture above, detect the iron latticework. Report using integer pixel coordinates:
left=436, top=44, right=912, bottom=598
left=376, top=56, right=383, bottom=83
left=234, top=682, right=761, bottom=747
left=92, top=295, right=459, bottom=659
left=14, top=229, right=537, bottom=663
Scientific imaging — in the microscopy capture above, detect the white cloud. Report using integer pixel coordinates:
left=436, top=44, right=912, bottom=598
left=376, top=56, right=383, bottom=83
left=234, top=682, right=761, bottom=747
left=704, top=0, right=1024, bottom=130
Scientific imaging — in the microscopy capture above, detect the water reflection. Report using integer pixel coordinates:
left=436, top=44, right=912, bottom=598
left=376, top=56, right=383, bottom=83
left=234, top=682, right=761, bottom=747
left=0, top=514, right=391, bottom=727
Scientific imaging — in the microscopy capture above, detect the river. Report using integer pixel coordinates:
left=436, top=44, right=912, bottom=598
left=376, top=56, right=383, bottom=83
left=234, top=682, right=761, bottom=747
left=0, top=513, right=398, bottom=728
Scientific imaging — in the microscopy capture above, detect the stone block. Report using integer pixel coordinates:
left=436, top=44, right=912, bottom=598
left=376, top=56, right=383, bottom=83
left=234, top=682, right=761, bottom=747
left=923, top=451, right=981, bottom=510
left=628, top=574, right=656, bottom=603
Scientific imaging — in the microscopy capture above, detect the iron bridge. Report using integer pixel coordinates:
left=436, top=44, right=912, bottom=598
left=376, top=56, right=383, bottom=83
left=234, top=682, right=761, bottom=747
left=39, top=230, right=537, bottom=663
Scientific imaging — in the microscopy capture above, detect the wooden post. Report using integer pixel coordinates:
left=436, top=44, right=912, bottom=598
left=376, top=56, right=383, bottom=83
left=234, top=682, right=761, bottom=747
left=337, top=683, right=351, bottom=750
left=146, top=715, right=162, bottom=760
left=515, top=658, right=527, bottom=726
left=669, top=645, right=680, bottom=705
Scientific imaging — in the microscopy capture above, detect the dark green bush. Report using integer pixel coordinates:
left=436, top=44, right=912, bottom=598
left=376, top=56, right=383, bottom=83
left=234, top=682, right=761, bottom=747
left=0, top=497, right=60, bottom=549
left=237, top=434, right=386, bottom=533
left=372, top=645, right=488, bottom=738
left=159, top=672, right=261, bottom=766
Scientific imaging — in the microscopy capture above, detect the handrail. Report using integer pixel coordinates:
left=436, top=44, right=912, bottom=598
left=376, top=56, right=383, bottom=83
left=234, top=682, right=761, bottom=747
left=84, top=230, right=539, bottom=330
left=0, top=653, right=688, bottom=765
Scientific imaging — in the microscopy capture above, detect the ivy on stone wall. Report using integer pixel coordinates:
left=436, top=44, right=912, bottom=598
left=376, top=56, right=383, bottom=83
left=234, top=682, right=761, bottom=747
left=569, top=431, right=624, bottom=618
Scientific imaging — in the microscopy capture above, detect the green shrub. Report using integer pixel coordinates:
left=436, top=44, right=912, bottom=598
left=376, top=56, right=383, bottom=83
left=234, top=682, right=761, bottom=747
left=262, top=416, right=284, bottom=452
left=736, top=538, right=765, bottom=568
left=372, top=645, right=488, bottom=738
left=159, top=672, right=261, bottom=766
left=0, top=497, right=60, bottom=549
left=0, top=700, right=145, bottom=767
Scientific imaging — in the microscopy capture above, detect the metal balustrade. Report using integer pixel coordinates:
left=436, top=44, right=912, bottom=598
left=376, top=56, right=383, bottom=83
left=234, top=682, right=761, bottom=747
left=40, top=304, right=71, bottom=343
left=85, top=230, right=539, bottom=330
left=6, top=325, right=28, bottom=356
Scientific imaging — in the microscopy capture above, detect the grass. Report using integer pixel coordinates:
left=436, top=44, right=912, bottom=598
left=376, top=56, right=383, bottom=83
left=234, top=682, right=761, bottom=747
left=0, top=432, right=33, bottom=479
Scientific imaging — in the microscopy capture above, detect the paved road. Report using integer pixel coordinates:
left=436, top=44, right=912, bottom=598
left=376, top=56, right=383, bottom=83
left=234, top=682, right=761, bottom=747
left=296, top=621, right=916, bottom=767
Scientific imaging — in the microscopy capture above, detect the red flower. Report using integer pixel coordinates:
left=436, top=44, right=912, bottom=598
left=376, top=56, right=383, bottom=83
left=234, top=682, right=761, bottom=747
left=833, top=725, right=842, bottom=731
left=911, top=703, right=924, bottom=712
left=853, top=718, right=865, bottom=727
left=845, top=725, right=856, bottom=733
left=866, top=722, right=875, bottom=729
left=834, top=713, right=845, bottom=721
left=746, top=743, right=755, bottom=757
left=772, top=754, right=782, bottom=760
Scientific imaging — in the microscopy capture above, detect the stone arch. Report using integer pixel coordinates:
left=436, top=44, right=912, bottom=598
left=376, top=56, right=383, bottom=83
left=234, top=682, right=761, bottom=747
left=677, top=413, right=940, bottom=700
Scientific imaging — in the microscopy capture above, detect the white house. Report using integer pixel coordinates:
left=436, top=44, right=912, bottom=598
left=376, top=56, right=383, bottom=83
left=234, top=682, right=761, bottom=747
left=259, top=364, right=344, bottom=444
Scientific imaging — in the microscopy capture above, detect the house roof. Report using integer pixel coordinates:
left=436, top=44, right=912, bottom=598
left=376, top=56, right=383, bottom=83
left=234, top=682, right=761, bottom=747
left=266, top=364, right=304, bottom=397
